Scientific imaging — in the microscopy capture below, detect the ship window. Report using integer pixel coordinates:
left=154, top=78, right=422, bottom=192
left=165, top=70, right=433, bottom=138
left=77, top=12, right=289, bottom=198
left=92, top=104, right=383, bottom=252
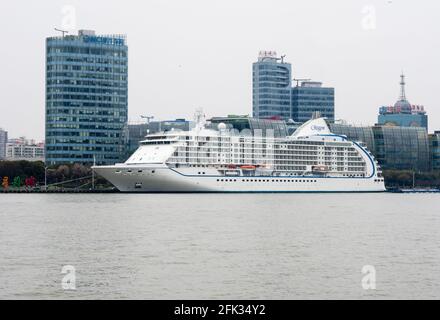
left=138, top=170, right=142, bottom=173
left=127, top=170, right=132, bottom=173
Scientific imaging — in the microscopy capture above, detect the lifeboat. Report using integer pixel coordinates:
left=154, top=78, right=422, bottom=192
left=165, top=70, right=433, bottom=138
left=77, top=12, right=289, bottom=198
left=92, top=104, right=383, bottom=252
left=312, top=165, right=329, bottom=172
left=240, top=165, right=256, bottom=170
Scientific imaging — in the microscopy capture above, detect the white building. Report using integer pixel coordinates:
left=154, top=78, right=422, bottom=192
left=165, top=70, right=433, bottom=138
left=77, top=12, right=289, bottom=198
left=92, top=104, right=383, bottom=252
left=6, top=137, right=45, bottom=161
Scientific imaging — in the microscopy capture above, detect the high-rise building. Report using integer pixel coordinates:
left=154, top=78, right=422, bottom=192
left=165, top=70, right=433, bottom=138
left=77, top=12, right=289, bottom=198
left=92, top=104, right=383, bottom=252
left=0, top=128, right=8, bottom=160
left=252, top=51, right=335, bottom=123
left=252, top=51, right=292, bottom=120
left=377, top=74, right=428, bottom=130
left=291, top=81, right=335, bottom=123
left=45, top=30, right=128, bottom=165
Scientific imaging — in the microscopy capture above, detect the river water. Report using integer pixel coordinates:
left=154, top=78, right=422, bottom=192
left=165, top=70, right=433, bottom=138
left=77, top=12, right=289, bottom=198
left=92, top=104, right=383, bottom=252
left=0, top=193, right=439, bottom=299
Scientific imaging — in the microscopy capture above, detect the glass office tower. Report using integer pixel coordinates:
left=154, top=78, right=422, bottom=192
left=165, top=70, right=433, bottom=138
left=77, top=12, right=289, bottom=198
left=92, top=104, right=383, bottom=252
left=372, top=126, right=430, bottom=171
left=45, top=30, right=128, bottom=165
left=292, top=82, right=335, bottom=123
left=252, top=51, right=292, bottom=121
left=252, top=52, right=335, bottom=123
left=429, top=132, right=440, bottom=171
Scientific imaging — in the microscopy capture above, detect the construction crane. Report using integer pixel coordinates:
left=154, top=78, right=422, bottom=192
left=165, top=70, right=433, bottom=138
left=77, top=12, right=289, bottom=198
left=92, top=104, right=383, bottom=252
left=54, top=28, right=69, bottom=37
left=293, top=78, right=311, bottom=87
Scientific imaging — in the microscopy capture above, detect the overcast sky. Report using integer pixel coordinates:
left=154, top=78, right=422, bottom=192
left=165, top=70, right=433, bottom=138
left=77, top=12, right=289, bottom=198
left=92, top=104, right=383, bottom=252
left=1, top=0, right=439, bottom=140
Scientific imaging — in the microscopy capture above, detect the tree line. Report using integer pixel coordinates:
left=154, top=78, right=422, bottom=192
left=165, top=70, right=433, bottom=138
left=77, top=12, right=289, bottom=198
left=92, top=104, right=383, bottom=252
left=0, top=161, right=109, bottom=189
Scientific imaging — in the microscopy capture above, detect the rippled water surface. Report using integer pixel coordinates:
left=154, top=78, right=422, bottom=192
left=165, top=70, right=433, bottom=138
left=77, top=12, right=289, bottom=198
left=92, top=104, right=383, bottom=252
left=0, top=193, right=439, bottom=299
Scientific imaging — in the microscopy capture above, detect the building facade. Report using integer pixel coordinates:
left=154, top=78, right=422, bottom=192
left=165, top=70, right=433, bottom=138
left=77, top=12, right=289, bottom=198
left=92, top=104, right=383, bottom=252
left=5, top=138, right=45, bottom=162
left=292, top=81, right=335, bottom=123
left=0, top=128, right=7, bottom=160
left=330, top=122, right=430, bottom=172
left=372, top=126, right=430, bottom=172
left=430, top=132, right=440, bottom=171
left=252, top=51, right=335, bottom=123
left=377, top=74, right=428, bottom=130
left=45, top=30, right=128, bottom=165
left=252, top=51, right=292, bottom=120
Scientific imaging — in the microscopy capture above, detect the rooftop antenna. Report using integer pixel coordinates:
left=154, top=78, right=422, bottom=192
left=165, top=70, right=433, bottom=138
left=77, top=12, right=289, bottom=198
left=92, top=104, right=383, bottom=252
left=54, top=28, right=69, bottom=37
left=399, top=72, right=407, bottom=101
left=280, top=54, right=286, bottom=63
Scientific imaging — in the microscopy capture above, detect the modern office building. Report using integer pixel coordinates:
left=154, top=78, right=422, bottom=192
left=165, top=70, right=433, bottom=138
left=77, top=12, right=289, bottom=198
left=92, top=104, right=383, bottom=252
left=430, top=132, right=440, bottom=171
left=252, top=51, right=292, bottom=120
left=252, top=51, right=335, bottom=123
left=330, top=122, right=430, bottom=172
left=0, top=128, right=7, bottom=160
left=292, top=81, right=335, bottom=123
left=45, top=29, right=128, bottom=165
left=378, top=74, right=428, bottom=130
left=372, top=125, right=430, bottom=172
left=5, top=138, right=45, bottom=162
left=127, top=119, right=194, bottom=155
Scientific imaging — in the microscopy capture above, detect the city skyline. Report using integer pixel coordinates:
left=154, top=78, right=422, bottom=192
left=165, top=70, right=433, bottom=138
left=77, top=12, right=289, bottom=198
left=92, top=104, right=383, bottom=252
left=1, top=0, right=440, bottom=140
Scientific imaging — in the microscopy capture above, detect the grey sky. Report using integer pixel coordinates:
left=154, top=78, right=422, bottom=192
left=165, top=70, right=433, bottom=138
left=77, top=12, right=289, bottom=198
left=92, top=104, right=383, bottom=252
left=1, top=0, right=439, bottom=140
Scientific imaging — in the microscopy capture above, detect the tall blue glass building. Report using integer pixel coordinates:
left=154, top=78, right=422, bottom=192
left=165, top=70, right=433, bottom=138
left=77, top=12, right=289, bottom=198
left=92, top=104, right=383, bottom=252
left=45, top=30, right=128, bottom=165
left=252, top=51, right=334, bottom=123
left=291, top=81, right=335, bottom=123
left=252, top=51, right=292, bottom=120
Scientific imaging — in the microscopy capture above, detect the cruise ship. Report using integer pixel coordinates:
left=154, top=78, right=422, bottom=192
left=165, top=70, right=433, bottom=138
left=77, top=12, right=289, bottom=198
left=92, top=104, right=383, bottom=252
left=93, top=117, right=386, bottom=192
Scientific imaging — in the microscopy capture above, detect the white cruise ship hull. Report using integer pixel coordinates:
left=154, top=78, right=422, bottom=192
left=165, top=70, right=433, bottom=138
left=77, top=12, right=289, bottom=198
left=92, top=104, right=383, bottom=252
left=93, top=165, right=386, bottom=193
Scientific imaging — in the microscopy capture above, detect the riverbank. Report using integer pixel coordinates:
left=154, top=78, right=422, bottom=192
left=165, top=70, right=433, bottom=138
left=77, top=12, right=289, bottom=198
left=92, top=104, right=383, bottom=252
left=1, top=188, right=118, bottom=193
